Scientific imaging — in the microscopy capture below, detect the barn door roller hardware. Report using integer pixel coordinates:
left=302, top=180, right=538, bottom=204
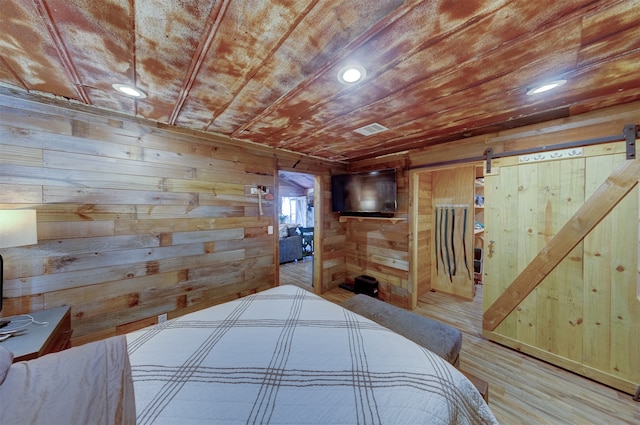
left=624, top=123, right=637, bottom=160
left=484, top=148, right=493, bottom=174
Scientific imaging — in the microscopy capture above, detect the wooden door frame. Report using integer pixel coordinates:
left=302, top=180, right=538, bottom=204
left=409, top=168, right=425, bottom=309
left=409, top=163, right=481, bottom=307
left=311, top=175, right=322, bottom=295
left=409, top=169, right=418, bottom=309
left=275, top=170, right=322, bottom=295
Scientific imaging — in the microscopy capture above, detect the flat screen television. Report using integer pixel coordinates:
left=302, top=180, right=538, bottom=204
left=331, top=169, right=397, bottom=217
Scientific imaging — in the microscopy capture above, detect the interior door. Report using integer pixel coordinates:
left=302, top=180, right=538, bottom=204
left=482, top=146, right=639, bottom=393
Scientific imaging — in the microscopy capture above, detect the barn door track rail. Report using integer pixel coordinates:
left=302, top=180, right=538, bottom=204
left=484, top=123, right=638, bottom=173
left=409, top=124, right=639, bottom=173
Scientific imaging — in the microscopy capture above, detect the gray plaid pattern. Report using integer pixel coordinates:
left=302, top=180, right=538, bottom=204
left=127, top=286, right=498, bottom=425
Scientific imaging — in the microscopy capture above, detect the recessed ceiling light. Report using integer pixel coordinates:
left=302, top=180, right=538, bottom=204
left=338, top=65, right=366, bottom=85
left=526, top=79, right=567, bottom=95
left=112, top=83, right=147, bottom=98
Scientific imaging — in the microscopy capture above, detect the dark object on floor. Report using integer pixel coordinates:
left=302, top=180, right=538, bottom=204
left=338, top=282, right=355, bottom=292
left=354, top=275, right=378, bottom=298
left=341, top=294, right=461, bottom=367
left=460, top=369, right=489, bottom=403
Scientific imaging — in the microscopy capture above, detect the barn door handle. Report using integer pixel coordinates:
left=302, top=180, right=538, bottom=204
left=488, top=240, right=495, bottom=258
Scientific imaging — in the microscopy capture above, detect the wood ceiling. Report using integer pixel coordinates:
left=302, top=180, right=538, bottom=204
left=1, top=1, right=638, bottom=162
left=279, top=170, right=315, bottom=190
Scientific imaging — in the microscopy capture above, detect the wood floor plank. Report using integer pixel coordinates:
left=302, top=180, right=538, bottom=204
left=280, top=259, right=638, bottom=424
left=279, top=256, right=314, bottom=290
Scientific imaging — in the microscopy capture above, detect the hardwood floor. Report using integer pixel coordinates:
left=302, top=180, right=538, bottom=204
left=279, top=256, right=314, bottom=290
left=279, top=260, right=638, bottom=424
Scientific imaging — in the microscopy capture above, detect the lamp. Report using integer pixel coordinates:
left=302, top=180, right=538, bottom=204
left=0, top=210, right=38, bottom=327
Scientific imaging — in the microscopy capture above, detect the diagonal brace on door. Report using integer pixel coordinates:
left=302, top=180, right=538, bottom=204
left=483, top=158, right=640, bottom=331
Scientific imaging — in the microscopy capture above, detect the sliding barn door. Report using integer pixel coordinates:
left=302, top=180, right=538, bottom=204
left=483, top=145, right=639, bottom=394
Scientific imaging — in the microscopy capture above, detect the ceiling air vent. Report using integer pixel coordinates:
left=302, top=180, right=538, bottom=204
left=353, top=122, right=389, bottom=136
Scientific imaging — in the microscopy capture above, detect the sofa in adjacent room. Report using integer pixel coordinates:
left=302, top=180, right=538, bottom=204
left=279, top=224, right=303, bottom=264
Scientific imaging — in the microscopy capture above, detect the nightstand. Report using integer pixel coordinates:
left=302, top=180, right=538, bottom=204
left=0, top=306, right=72, bottom=362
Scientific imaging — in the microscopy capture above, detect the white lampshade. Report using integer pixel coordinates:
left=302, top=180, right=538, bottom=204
left=0, top=210, right=38, bottom=249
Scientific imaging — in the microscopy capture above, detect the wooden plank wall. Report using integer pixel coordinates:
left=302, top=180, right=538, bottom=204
left=318, top=174, right=347, bottom=292
left=413, top=171, right=432, bottom=299
left=343, top=160, right=410, bottom=307
left=344, top=217, right=410, bottom=302
left=0, top=91, right=343, bottom=345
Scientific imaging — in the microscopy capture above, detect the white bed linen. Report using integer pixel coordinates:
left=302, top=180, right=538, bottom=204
left=0, top=336, right=135, bottom=425
left=127, top=285, right=498, bottom=425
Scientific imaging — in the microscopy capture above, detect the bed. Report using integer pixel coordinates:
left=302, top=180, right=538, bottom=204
left=126, top=285, right=498, bottom=424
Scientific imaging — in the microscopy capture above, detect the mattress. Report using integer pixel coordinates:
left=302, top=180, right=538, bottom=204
left=126, top=285, right=498, bottom=424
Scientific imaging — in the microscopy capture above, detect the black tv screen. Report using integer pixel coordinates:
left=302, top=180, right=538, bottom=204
left=331, top=169, right=397, bottom=217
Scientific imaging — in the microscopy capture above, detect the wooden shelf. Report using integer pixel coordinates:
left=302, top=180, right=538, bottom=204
left=339, top=215, right=406, bottom=224
left=475, top=168, right=485, bottom=287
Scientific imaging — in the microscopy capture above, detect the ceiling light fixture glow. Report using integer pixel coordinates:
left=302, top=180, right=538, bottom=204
left=338, top=65, right=366, bottom=85
left=112, top=83, right=147, bottom=98
left=526, top=79, right=567, bottom=95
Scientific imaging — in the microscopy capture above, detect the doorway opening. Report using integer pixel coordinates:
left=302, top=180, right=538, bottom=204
left=410, top=164, right=483, bottom=304
left=277, top=170, right=317, bottom=291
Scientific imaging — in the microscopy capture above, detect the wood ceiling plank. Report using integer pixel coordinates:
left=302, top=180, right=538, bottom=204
left=0, top=1, right=80, bottom=99
left=294, top=48, right=640, bottom=160
left=228, top=0, right=419, bottom=139
left=246, top=0, right=592, bottom=144
left=167, top=0, right=230, bottom=126
left=1, top=1, right=638, bottom=162
left=42, top=0, right=136, bottom=106
left=204, top=0, right=322, bottom=132
left=172, top=0, right=335, bottom=130
left=133, top=0, right=218, bottom=122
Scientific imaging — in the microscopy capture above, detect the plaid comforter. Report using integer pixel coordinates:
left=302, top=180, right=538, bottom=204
left=127, top=285, right=498, bottom=424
